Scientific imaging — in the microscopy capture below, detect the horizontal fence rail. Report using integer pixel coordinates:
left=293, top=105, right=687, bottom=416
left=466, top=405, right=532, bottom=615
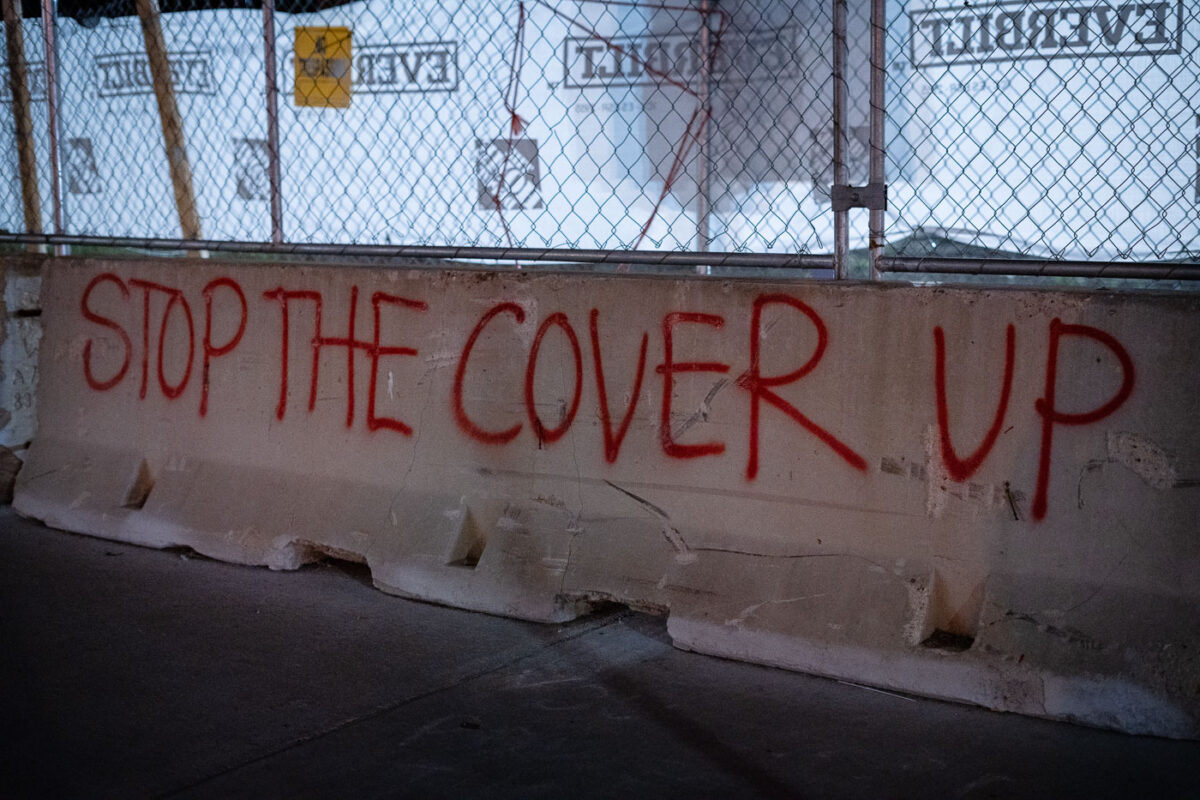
left=0, top=0, right=1195, bottom=279
left=878, top=256, right=1200, bottom=281
left=0, top=231, right=838, bottom=269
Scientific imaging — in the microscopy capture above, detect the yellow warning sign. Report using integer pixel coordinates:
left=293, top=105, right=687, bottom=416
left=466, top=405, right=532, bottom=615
left=294, top=27, right=352, bottom=108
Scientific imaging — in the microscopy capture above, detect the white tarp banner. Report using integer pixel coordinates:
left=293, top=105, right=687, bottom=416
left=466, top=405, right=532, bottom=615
left=1, top=1, right=1196, bottom=260
left=888, top=0, right=1198, bottom=260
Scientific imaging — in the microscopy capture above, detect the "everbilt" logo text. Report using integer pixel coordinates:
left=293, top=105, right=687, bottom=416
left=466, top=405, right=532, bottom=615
left=354, top=41, right=457, bottom=94
left=909, top=1, right=1181, bottom=67
left=562, top=26, right=797, bottom=89
left=95, top=51, right=214, bottom=97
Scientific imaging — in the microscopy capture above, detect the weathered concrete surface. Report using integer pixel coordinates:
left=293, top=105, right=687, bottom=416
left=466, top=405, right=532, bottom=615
left=0, top=256, right=43, bottom=501
left=13, top=257, right=1200, bottom=738
left=0, top=256, right=42, bottom=449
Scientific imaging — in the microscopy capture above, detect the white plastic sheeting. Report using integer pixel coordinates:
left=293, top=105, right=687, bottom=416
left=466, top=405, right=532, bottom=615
left=0, top=1, right=1196, bottom=259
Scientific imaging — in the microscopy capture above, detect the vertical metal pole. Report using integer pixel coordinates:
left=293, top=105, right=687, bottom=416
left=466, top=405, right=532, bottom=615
left=39, top=0, right=62, bottom=240
left=695, top=0, right=711, bottom=272
left=831, top=0, right=848, bottom=279
left=135, top=0, right=201, bottom=240
left=3, top=0, right=42, bottom=235
left=868, top=0, right=885, bottom=281
left=262, top=0, right=282, bottom=244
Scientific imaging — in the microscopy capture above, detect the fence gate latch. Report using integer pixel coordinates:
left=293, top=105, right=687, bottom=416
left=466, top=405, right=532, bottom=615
left=831, top=182, right=888, bottom=212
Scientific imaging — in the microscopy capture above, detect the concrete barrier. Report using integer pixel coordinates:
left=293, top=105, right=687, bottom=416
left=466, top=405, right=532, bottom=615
left=13, top=256, right=1200, bottom=738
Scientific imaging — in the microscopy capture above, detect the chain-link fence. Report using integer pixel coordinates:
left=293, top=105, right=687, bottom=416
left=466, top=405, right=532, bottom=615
left=1, top=0, right=1197, bottom=277
left=886, top=0, right=1198, bottom=264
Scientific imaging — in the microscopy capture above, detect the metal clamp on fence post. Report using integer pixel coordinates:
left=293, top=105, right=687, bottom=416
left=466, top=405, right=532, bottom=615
left=830, top=183, right=887, bottom=213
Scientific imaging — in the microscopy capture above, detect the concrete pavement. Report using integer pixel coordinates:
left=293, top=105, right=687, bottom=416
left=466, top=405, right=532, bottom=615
left=1, top=507, right=1196, bottom=799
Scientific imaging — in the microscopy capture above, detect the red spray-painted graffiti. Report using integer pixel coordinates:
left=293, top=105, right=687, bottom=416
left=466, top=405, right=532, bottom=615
left=259, top=286, right=429, bottom=432
left=741, top=294, right=867, bottom=479
left=128, top=278, right=194, bottom=401
left=589, top=307, right=648, bottom=464
left=657, top=311, right=729, bottom=459
left=80, top=273, right=132, bottom=392
left=933, top=323, right=1015, bottom=483
left=932, top=319, right=1134, bottom=521
left=526, top=312, right=583, bottom=445
left=1032, top=319, right=1135, bottom=520
left=453, top=301, right=525, bottom=444
left=200, top=278, right=246, bottom=418
left=78, top=272, right=1138, bottom=520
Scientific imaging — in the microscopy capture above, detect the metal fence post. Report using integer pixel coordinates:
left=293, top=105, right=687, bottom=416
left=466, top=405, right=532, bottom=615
left=868, top=0, right=885, bottom=280
left=40, top=0, right=62, bottom=242
left=695, top=0, right=712, bottom=273
left=262, top=0, right=283, bottom=244
left=831, top=0, right=848, bottom=279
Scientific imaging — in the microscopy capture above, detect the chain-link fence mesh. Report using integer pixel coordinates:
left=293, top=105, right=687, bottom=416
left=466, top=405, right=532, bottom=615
left=0, top=1, right=1197, bottom=268
left=1, top=4, right=50, bottom=237
left=885, top=0, right=1199, bottom=262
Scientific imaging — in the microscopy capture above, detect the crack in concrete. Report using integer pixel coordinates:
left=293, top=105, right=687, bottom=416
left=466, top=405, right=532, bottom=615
left=689, top=548, right=888, bottom=571
left=603, top=479, right=671, bottom=521
left=671, top=377, right=729, bottom=439
left=603, top=479, right=693, bottom=562
left=496, top=468, right=917, bottom=518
